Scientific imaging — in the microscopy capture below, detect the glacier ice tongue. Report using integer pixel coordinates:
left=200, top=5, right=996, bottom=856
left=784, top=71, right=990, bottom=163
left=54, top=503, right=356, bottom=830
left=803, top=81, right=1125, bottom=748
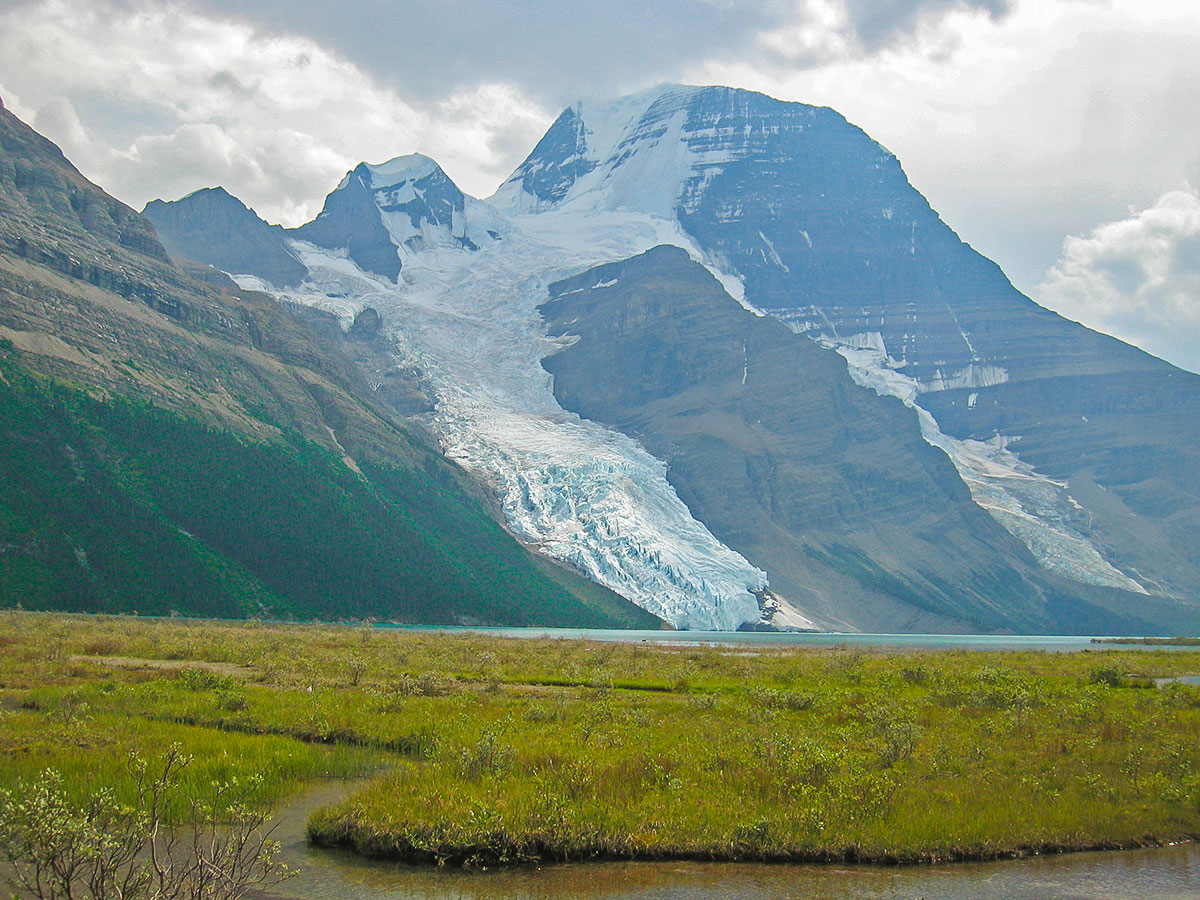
left=277, top=199, right=769, bottom=631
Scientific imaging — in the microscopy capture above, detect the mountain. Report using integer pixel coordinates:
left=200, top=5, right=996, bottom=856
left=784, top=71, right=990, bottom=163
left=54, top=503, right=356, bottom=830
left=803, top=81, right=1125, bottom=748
left=493, top=84, right=1199, bottom=632
left=0, top=96, right=658, bottom=628
left=143, top=187, right=308, bottom=288
left=539, top=245, right=1160, bottom=634
left=143, top=84, right=1200, bottom=634
left=291, top=154, right=477, bottom=282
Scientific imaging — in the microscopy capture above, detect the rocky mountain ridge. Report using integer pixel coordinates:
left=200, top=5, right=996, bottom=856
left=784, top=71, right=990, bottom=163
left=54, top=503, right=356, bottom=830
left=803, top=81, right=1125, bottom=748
left=539, top=246, right=1161, bottom=634
left=144, top=187, right=308, bottom=288
left=290, top=154, right=477, bottom=283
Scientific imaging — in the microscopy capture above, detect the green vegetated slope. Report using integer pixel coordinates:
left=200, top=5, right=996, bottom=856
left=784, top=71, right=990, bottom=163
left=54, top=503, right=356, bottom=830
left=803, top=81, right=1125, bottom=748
left=0, top=346, right=649, bottom=625
left=0, top=97, right=654, bottom=628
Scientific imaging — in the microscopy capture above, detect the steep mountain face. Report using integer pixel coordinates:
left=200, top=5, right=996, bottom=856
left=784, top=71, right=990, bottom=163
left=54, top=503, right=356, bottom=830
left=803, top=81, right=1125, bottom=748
left=498, top=85, right=1164, bottom=387
left=0, top=99, right=165, bottom=267
left=143, top=187, right=308, bottom=288
left=292, top=155, right=475, bottom=282
left=499, top=84, right=1200, bottom=628
left=0, top=98, right=657, bottom=629
left=540, top=246, right=1165, bottom=634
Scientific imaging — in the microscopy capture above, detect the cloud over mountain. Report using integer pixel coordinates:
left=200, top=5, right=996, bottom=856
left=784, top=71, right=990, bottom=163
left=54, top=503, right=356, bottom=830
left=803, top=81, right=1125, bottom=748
left=1038, top=188, right=1200, bottom=374
left=0, top=0, right=551, bottom=222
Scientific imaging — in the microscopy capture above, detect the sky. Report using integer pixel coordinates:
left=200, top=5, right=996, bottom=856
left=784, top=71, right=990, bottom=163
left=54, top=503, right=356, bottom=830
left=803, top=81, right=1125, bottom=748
left=0, top=0, right=1198, bottom=373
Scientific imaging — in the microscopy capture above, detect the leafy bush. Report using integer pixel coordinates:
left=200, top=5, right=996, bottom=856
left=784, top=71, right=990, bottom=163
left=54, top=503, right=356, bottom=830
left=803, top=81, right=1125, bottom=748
left=0, top=747, right=292, bottom=900
left=1088, top=664, right=1124, bottom=687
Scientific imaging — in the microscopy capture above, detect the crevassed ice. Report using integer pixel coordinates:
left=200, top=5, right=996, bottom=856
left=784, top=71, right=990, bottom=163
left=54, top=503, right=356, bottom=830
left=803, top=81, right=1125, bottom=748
left=276, top=200, right=772, bottom=631
left=808, top=331, right=1147, bottom=594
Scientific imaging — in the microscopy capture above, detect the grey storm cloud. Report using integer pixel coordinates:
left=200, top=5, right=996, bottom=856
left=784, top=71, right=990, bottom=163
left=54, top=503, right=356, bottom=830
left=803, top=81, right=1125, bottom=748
left=844, top=0, right=1013, bottom=49
left=132, top=0, right=798, bottom=107
left=0, top=0, right=1017, bottom=109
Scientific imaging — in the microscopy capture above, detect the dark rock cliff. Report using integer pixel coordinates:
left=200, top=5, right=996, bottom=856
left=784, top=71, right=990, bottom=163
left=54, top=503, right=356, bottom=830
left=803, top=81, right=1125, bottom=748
left=540, top=245, right=1170, bottom=633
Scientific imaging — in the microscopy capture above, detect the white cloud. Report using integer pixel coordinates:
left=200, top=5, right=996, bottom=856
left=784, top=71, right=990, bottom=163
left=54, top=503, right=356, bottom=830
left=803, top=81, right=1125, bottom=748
left=0, top=82, right=36, bottom=126
left=0, top=0, right=555, bottom=223
left=31, top=95, right=90, bottom=158
left=434, top=84, right=552, bottom=193
left=1036, top=188, right=1200, bottom=374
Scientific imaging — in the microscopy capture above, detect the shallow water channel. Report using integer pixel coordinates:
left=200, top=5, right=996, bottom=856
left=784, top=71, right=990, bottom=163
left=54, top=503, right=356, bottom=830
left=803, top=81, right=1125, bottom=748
left=259, top=783, right=1200, bottom=900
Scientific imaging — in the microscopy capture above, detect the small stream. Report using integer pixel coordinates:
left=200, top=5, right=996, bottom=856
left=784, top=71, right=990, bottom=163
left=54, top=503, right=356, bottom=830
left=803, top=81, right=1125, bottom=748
left=257, top=783, right=1200, bottom=900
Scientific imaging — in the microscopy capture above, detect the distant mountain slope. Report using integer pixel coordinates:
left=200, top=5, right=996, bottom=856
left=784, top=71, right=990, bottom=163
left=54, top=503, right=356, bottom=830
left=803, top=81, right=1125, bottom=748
left=541, top=246, right=1174, bottom=634
left=0, top=97, right=657, bottom=628
left=143, top=187, right=308, bottom=287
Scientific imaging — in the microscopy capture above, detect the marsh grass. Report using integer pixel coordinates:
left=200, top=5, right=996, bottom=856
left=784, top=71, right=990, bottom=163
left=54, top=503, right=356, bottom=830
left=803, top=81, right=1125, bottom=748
left=1, top=611, right=1199, bottom=867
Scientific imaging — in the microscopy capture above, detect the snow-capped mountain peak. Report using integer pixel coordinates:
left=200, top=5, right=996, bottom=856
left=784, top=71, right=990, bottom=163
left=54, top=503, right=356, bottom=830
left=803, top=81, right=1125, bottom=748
left=492, top=84, right=832, bottom=219
left=338, top=152, right=444, bottom=191
left=294, top=152, right=476, bottom=282
left=495, top=83, right=1178, bottom=617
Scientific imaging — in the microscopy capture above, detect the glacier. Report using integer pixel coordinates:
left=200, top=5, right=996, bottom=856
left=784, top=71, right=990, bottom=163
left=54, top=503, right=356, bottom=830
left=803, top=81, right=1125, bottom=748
left=817, top=334, right=1147, bottom=594
left=260, top=183, right=785, bottom=631
left=235, top=82, right=1158, bottom=629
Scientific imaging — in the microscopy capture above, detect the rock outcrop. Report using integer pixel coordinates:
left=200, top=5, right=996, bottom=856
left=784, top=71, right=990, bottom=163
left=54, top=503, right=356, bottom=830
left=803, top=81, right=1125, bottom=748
left=143, top=187, right=308, bottom=288
left=541, top=246, right=1170, bottom=633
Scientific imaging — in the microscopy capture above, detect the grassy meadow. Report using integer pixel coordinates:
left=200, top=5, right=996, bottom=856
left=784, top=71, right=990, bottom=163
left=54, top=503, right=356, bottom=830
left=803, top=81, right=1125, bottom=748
left=1, top=611, right=1199, bottom=868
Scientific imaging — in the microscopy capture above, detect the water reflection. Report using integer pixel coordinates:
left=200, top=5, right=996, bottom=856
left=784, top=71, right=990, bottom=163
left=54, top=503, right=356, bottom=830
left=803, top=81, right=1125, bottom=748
left=260, top=785, right=1200, bottom=900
